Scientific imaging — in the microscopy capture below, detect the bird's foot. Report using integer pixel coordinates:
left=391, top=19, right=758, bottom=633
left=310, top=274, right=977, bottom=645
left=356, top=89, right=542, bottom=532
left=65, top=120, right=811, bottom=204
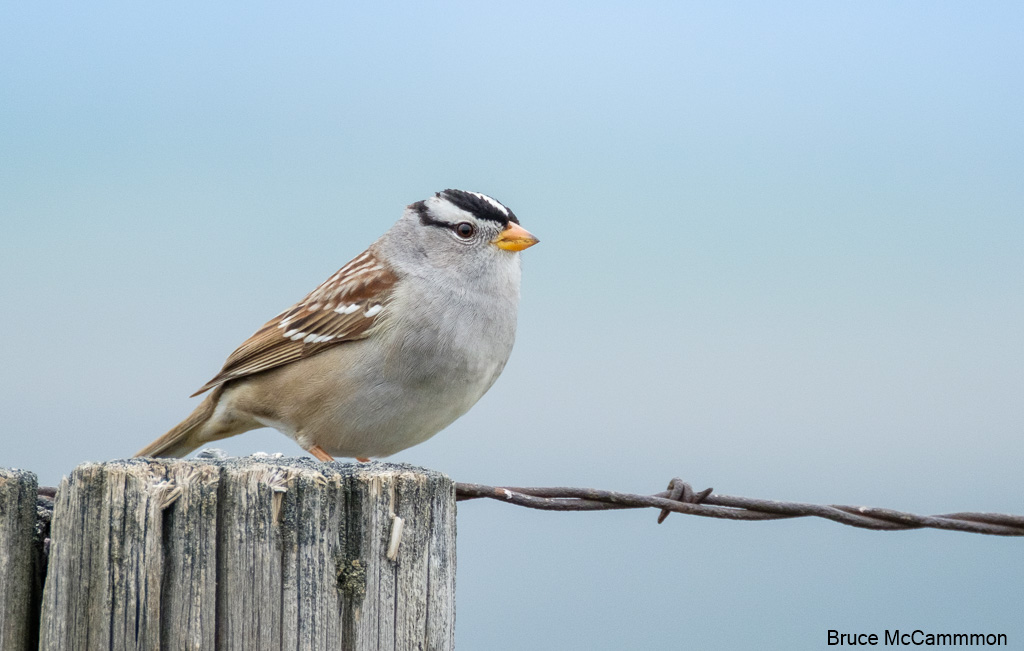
left=308, top=445, right=335, bottom=462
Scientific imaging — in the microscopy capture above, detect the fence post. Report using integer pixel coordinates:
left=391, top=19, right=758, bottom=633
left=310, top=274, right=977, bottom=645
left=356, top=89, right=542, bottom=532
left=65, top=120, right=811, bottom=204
left=0, top=468, right=42, bottom=651
left=37, top=457, right=456, bottom=650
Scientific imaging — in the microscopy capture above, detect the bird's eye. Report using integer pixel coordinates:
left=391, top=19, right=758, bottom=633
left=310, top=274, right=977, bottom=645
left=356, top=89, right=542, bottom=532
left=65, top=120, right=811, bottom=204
left=455, top=222, right=476, bottom=238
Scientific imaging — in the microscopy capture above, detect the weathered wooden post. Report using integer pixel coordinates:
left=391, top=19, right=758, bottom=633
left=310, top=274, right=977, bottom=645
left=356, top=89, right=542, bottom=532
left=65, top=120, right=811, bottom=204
left=37, top=458, right=455, bottom=650
left=0, top=468, right=43, bottom=651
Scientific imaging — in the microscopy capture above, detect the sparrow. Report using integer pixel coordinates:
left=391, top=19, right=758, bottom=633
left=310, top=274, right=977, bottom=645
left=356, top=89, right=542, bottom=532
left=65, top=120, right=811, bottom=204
left=135, top=189, right=538, bottom=462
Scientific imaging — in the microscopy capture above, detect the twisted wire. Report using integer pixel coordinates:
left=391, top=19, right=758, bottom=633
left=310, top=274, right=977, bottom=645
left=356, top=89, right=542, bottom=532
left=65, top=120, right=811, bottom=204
left=455, top=478, right=1024, bottom=536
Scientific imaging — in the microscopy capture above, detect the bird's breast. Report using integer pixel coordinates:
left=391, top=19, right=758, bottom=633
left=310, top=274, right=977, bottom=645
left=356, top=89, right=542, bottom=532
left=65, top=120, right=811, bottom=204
left=377, top=279, right=517, bottom=395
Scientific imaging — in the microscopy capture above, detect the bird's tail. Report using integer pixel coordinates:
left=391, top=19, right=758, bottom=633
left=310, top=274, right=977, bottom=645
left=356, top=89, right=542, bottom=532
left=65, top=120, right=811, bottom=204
left=134, top=388, right=222, bottom=458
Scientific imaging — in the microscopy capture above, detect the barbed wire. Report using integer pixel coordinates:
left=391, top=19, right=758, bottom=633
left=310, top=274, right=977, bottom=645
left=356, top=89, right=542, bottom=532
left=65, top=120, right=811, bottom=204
left=35, top=478, right=1024, bottom=536
left=455, top=478, right=1024, bottom=537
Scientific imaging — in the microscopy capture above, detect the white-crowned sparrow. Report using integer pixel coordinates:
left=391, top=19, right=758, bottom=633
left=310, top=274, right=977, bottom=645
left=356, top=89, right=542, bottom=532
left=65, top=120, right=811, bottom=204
left=135, top=189, right=538, bottom=462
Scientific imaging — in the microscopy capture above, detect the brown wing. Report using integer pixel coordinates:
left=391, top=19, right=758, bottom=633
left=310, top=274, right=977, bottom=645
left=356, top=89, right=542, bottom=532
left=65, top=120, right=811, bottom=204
left=191, top=248, right=399, bottom=396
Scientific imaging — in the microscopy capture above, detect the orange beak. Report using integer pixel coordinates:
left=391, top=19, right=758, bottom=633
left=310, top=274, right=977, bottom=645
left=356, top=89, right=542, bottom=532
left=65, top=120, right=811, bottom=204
left=492, top=222, right=540, bottom=252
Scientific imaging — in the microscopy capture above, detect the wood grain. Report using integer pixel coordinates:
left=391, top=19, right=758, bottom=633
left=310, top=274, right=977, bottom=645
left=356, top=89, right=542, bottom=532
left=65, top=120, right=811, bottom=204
left=37, top=458, right=455, bottom=650
left=0, top=468, right=41, bottom=651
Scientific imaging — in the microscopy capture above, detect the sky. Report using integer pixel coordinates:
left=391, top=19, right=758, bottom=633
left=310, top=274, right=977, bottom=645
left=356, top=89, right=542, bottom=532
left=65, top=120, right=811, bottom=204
left=2, top=2, right=1022, bottom=648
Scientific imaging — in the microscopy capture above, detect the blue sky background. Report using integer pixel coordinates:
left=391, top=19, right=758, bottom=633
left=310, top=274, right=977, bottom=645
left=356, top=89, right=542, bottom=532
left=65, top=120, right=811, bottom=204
left=2, top=2, right=1022, bottom=648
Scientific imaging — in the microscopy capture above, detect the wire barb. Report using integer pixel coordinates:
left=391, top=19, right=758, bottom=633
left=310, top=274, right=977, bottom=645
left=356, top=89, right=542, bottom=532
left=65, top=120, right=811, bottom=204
left=454, top=478, right=1024, bottom=537
left=657, top=479, right=713, bottom=524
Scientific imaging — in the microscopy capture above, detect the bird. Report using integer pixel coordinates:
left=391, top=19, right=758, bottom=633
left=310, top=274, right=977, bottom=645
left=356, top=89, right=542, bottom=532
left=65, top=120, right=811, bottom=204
left=135, top=189, right=538, bottom=462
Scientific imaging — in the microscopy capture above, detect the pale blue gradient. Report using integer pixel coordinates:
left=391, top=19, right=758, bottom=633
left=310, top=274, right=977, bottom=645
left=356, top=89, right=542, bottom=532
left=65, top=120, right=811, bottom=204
left=2, top=2, right=1022, bottom=649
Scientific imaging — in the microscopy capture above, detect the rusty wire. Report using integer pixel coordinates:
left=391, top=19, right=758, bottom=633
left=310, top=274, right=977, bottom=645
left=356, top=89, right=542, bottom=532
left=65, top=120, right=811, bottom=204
left=455, top=478, right=1024, bottom=537
left=35, top=477, right=1024, bottom=536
